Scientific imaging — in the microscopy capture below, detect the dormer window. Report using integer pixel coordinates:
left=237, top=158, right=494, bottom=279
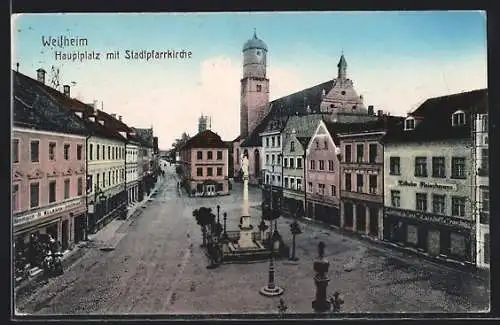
left=404, top=117, right=415, bottom=131
left=452, top=110, right=466, bottom=126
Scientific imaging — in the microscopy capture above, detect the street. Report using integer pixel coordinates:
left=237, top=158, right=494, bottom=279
left=15, top=165, right=490, bottom=315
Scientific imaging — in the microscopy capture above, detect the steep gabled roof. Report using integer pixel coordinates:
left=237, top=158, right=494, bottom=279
left=296, top=136, right=311, bottom=150
left=283, top=113, right=326, bottom=138
left=382, top=89, right=488, bottom=144
left=182, top=130, right=226, bottom=150
left=16, top=70, right=126, bottom=142
left=13, top=71, right=88, bottom=136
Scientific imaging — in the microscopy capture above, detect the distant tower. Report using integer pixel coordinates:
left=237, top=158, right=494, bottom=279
left=198, top=114, right=209, bottom=133
left=240, top=29, right=270, bottom=139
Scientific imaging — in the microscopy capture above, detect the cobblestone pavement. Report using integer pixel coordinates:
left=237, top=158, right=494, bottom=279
left=15, top=166, right=490, bottom=315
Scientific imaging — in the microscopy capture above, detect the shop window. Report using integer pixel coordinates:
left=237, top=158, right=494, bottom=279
left=406, top=224, right=418, bottom=245
left=427, top=230, right=441, bottom=256
left=450, top=232, right=466, bottom=257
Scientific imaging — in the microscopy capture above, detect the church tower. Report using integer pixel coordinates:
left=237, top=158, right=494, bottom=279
left=337, top=53, right=347, bottom=81
left=240, top=30, right=270, bottom=139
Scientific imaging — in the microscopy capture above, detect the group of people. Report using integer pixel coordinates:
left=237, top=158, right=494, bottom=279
left=14, top=233, right=62, bottom=278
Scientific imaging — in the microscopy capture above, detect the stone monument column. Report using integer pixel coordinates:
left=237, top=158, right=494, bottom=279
left=238, top=154, right=254, bottom=248
left=312, top=241, right=331, bottom=313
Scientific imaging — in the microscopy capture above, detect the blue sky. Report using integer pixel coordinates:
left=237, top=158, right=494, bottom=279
left=12, top=11, right=487, bottom=149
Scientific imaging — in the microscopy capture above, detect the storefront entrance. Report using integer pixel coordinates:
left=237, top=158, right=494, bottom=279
left=205, top=185, right=216, bottom=196
left=62, top=220, right=69, bottom=250
left=369, top=207, right=379, bottom=236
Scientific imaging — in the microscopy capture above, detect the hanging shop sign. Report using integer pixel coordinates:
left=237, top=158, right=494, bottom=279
left=397, top=180, right=457, bottom=191
left=385, top=207, right=472, bottom=229
left=14, top=197, right=84, bottom=227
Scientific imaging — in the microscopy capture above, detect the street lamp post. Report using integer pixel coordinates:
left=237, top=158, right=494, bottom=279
left=222, top=212, right=228, bottom=241
left=259, top=173, right=284, bottom=297
left=217, top=205, right=220, bottom=224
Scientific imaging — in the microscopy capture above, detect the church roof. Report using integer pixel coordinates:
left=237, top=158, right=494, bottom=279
left=182, top=129, right=226, bottom=149
left=382, top=88, right=488, bottom=144
left=240, top=80, right=335, bottom=147
left=242, top=30, right=268, bottom=52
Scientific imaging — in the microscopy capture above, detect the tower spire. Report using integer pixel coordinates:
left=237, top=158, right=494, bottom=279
left=337, top=52, right=347, bottom=80
left=253, top=28, right=257, bottom=39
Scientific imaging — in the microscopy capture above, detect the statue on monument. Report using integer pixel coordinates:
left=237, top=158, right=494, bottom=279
left=241, top=153, right=249, bottom=177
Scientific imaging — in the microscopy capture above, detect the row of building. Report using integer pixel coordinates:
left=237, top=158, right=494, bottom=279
left=13, top=68, right=160, bottom=266
left=229, top=31, right=489, bottom=269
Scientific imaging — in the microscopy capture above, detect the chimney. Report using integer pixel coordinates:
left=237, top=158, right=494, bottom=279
left=36, top=68, right=46, bottom=84
left=368, top=105, right=374, bottom=115
left=377, top=110, right=383, bottom=117
left=118, top=115, right=122, bottom=121
left=110, top=113, right=117, bottom=119
left=63, top=85, right=70, bottom=97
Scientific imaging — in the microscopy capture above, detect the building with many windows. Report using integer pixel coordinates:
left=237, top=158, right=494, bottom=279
left=304, top=119, right=342, bottom=225
left=13, top=70, right=88, bottom=267
left=338, top=115, right=404, bottom=239
left=180, top=130, right=230, bottom=196
left=281, top=114, right=324, bottom=218
left=39, top=80, right=128, bottom=235
left=260, top=115, right=287, bottom=209
left=381, top=89, right=487, bottom=265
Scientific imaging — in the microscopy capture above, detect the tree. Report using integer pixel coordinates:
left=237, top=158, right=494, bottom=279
left=289, top=220, right=302, bottom=261
left=193, top=207, right=215, bottom=248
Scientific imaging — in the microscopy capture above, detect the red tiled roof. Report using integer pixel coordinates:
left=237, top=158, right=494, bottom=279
left=182, top=130, right=226, bottom=149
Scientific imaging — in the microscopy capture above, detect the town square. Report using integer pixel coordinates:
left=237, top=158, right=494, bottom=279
left=12, top=11, right=489, bottom=317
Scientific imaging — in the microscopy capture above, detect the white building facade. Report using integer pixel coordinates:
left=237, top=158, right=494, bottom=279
left=125, top=141, right=140, bottom=204
left=472, top=113, right=489, bottom=269
left=260, top=129, right=283, bottom=209
left=86, top=131, right=126, bottom=233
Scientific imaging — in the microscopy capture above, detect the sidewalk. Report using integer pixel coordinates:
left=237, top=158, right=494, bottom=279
left=15, top=179, right=164, bottom=297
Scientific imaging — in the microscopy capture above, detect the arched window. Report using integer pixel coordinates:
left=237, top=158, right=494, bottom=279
left=404, top=117, right=415, bottom=131
left=452, top=110, right=466, bottom=126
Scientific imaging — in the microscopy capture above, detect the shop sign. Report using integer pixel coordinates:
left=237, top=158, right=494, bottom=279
left=397, top=180, right=457, bottom=191
left=14, top=197, right=83, bottom=227
left=385, top=207, right=472, bottom=229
